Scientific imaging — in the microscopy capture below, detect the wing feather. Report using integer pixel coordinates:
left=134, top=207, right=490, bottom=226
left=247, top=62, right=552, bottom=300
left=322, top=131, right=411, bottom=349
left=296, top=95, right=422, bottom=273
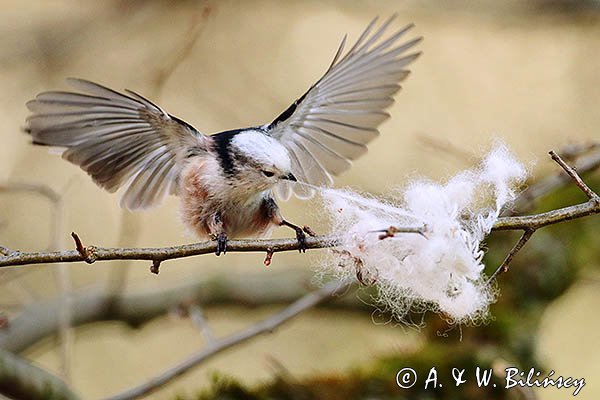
left=268, top=15, right=421, bottom=199
left=26, top=78, right=206, bottom=210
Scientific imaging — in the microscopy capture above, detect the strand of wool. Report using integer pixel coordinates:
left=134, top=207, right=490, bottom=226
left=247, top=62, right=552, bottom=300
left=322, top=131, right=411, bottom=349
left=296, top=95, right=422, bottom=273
left=317, top=144, right=528, bottom=324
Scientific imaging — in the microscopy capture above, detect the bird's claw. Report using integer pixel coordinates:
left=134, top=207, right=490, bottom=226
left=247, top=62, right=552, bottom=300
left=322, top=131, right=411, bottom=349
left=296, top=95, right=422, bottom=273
left=216, top=233, right=227, bottom=256
left=295, top=228, right=307, bottom=253
left=280, top=220, right=309, bottom=253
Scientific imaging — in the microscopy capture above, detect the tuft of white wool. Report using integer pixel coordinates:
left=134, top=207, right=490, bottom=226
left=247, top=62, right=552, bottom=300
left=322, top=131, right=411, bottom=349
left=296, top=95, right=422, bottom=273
left=318, top=145, right=528, bottom=324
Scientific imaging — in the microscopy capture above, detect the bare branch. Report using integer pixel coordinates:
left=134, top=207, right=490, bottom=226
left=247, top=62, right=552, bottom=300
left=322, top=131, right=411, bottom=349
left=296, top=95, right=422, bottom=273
left=549, top=150, right=600, bottom=201
left=492, top=200, right=599, bottom=231
left=0, top=234, right=341, bottom=268
left=103, top=280, right=351, bottom=400
left=2, top=201, right=595, bottom=270
left=0, top=270, right=361, bottom=353
left=486, top=150, right=599, bottom=282
left=0, top=348, right=79, bottom=400
left=0, top=151, right=598, bottom=270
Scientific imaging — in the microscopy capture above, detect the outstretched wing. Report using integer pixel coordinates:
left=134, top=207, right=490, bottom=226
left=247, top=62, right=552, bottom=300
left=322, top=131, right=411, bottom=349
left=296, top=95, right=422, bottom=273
left=267, top=15, right=422, bottom=199
left=26, top=78, right=206, bottom=210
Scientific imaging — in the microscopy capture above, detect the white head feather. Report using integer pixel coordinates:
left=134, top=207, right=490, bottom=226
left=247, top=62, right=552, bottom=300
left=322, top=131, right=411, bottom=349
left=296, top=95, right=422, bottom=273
left=232, top=130, right=292, bottom=173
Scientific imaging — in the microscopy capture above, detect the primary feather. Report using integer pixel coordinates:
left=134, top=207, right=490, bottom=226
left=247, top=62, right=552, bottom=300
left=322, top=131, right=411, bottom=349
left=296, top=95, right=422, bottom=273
left=267, top=15, right=422, bottom=199
left=26, top=78, right=206, bottom=210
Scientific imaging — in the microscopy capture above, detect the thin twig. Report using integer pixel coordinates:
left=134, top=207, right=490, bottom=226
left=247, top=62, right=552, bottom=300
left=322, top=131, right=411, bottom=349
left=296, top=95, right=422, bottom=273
left=549, top=150, right=600, bottom=201
left=264, top=248, right=274, bottom=267
left=188, top=305, right=216, bottom=345
left=0, top=245, right=14, bottom=256
left=375, top=225, right=427, bottom=239
left=417, top=133, right=480, bottom=165
left=70, top=232, right=96, bottom=263
left=487, top=229, right=535, bottom=284
left=0, top=181, right=60, bottom=254
left=507, top=144, right=600, bottom=215
left=149, top=4, right=212, bottom=98
left=103, top=280, right=351, bottom=400
left=150, top=259, right=161, bottom=274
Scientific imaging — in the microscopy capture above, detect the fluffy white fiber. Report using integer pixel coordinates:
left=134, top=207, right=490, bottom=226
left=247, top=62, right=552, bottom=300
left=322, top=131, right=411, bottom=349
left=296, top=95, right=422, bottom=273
left=318, top=145, right=528, bottom=324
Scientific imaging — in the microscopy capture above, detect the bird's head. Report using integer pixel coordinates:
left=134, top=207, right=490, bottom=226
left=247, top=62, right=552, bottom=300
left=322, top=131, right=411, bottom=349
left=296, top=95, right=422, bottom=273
left=224, top=130, right=296, bottom=193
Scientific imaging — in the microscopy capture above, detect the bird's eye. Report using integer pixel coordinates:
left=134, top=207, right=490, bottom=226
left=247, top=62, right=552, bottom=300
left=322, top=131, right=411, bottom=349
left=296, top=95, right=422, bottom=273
left=261, top=170, right=275, bottom=177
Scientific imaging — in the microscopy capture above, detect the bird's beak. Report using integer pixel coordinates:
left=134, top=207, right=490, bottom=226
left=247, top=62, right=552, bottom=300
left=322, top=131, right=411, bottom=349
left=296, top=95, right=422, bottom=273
left=282, top=172, right=297, bottom=182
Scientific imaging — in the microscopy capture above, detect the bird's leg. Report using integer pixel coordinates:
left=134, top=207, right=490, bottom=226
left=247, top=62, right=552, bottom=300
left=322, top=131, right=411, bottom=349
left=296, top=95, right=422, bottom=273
left=280, top=220, right=307, bottom=253
left=209, top=212, right=227, bottom=256
left=262, top=196, right=308, bottom=253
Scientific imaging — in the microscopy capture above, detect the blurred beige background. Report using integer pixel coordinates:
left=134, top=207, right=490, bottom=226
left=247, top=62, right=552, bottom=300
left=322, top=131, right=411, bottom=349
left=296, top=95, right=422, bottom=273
left=1, top=1, right=599, bottom=399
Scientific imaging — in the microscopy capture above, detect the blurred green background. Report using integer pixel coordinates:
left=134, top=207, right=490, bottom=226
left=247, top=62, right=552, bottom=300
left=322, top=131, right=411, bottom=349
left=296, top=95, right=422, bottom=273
left=0, top=1, right=599, bottom=399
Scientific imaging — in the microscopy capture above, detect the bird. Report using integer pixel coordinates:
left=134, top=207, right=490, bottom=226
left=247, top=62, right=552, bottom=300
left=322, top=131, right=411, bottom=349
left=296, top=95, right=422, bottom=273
left=25, top=15, right=422, bottom=256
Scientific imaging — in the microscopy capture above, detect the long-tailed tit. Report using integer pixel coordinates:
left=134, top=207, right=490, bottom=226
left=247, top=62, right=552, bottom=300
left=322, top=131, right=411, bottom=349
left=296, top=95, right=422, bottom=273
left=25, top=15, right=421, bottom=255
